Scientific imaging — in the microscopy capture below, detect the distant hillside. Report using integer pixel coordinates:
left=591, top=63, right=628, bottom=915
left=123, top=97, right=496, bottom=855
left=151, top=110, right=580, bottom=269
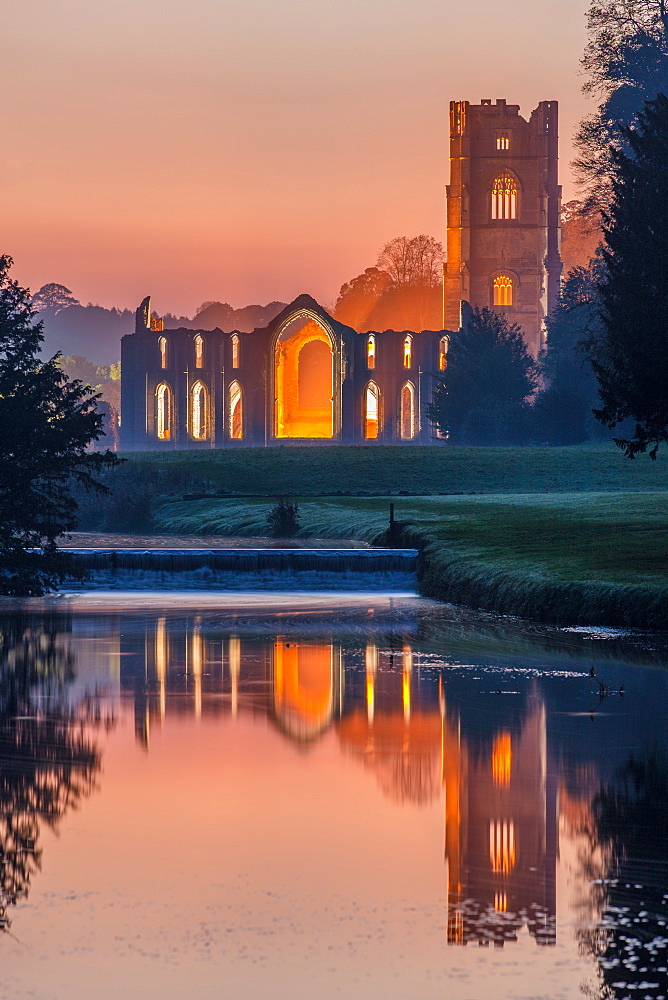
left=164, top=301, right=286, bottom=333
left=34, top=283, right=287, bottom=365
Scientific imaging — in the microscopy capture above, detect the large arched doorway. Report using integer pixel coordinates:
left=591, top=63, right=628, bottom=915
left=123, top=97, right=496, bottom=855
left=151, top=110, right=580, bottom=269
left=274, top=314, right=334, bottom=438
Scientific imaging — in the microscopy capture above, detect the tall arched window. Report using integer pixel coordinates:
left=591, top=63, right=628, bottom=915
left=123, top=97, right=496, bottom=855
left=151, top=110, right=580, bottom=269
left=439, top=336, right=449, bottom=371
left=403, top=335, right=412, bottom=369
left=194, top=334, right=204, bottom=369
left=231, top=333, right=240, bottom=369
left=400, top=382, right=415, bottom=440
left=156, top=382, right=172, bottom=440
left=367, top=334, right=376, bottom=370
left=190, top=380, right=209, bottom=440
left=493, top=274, right=514, bottom=306
left=364, top=382, right=380, bottom=440
left=229, top=380, right=243, bottom=439
left=158, top=336, right=167, bottom=370
left=491, top=171, right=518, bottom=220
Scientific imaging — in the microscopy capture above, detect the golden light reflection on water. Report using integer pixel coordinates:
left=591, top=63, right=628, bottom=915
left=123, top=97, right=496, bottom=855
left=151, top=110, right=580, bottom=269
left=1, top=608, right=665, bottom=1000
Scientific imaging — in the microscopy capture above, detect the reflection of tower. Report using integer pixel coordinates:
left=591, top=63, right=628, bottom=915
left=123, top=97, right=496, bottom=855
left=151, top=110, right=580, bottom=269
left=444, top=700, right=557, bottom=946
left=272, top=638, right=343, bottom=742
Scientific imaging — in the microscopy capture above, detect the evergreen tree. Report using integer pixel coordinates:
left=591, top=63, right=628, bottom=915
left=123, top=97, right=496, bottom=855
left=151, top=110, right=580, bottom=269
left=592, top=95, right=668, bottom=458
left=0, top=256, right=119, bottom=594
left=535, top=265, right=605, bottom=444
left=429, top=307, right=538, bottom=445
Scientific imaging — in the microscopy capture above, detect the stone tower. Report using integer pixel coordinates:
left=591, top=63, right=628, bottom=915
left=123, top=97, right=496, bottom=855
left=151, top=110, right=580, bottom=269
left=443, top=99, right=562, bottom=356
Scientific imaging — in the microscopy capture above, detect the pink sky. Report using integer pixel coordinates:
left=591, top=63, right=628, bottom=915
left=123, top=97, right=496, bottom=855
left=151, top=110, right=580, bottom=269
left=4, top=0, right=590, bottom=316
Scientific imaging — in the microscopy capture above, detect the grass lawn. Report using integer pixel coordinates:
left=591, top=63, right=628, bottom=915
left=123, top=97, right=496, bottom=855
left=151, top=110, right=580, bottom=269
left=111, top=443, right=668, bottom=496
left=154, top=490, right=668, bottom=628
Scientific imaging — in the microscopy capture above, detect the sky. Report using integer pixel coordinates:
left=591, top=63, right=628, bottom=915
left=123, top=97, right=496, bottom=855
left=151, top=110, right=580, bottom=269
left=3, top=0, right=590, bottom=315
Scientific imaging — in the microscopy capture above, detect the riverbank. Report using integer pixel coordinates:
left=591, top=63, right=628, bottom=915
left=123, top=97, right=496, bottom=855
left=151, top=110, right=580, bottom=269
left=154, top=491, right=668, bottom=629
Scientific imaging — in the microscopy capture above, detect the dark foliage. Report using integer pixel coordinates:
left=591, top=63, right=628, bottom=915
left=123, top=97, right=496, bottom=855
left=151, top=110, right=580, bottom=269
left=0, top=256, right=120, bottom=594
left=591, top=95, right=668, bottom=457
left=428, top=307, right=538, bottom=445
left=535, top=265, right=608, bottom=444
left=267, top=499, right=300, bottom=537
left=574, top=0, right=668, bottom=210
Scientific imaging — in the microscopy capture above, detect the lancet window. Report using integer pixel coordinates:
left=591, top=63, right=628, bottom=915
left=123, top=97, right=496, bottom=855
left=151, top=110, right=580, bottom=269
left=439, top=336, right=449, bottom=371
left=231, top=334, right=240, bottom=369
left=364, top=382, right=380, bottom=440
left=493, top=274, right=514, bottom=306
left=491, top=171, right=518, bottom=220
left=403, top=335, right=412, bottom=369
left=400, top=382, right=416, bottom=440
left=489, top=819, right=516, bottom=875
left=229, top=380, right=243, bottom=439
left=496, top=134, right=510, bottom=150
left=190, top=380, right=209, bottom=440
left=158, top=336, right=168, bottom=369
left=194, top=334, right=204, bottom=369
left=156, top=382, right=172, bottom=440
left=367, top=334, right=376, bottom=370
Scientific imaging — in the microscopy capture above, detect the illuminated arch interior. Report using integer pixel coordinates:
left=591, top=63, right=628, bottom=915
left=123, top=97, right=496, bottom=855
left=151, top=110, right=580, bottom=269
left=275, top=314, right=333, bottom=438
left=190, top=380, right=209, bottom=440
left=229, top=380, right=243, bottom=439
left=367, top=334, right=376, bottom=369
left=158, top=336, right=167, bottom=369
left=273, top=640, right=334, bottom=741
left=400, top=382, right=415, bottom=440
left=364, top=382, right=380, bottom=439
left=493, top=274, right=514, bottom=306
left=403, top=335, right=412, bottom=369
left=491, top=171, right=518, bottom=220
left=439, top=336, right=449, bottom=371
left=231, top=333, right=240, bottom=369
left=156, top=382, right=171, bottom=440
left=194, top=334, right=204, bottom=369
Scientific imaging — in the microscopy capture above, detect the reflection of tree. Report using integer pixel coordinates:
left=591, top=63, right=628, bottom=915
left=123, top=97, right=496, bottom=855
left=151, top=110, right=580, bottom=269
left=0, top=616, right=104, bottom=930
left=577, top=752, right=668, bottom=999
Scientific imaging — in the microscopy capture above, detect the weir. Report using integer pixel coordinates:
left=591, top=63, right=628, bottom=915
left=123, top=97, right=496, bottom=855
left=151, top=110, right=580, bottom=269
left=61, top=547, right=419, bottom=591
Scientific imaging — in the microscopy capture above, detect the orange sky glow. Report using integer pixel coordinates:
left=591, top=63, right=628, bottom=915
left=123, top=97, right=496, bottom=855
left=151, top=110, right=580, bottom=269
left=4, top=0, right=590, bottom=315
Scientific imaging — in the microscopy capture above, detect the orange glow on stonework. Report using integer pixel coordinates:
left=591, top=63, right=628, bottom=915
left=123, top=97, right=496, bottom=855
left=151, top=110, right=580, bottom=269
left=489, top=819, right=516, bottom=874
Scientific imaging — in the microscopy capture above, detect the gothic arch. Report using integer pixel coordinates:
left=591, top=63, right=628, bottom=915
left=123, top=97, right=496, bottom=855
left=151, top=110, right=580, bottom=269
left=490, top=169, right=521, bottom=220
left=270, top=305, right=342, bottom=440
left=228, top=380, right=243, bottom=439
left=155, top=382, right=172, bottom=440
left=364, top=381, right=381, bottom=440
left=190, top=379, right=209, bottom=440
left=490, top=270, right=519, bottom=307
left=400, top=381, right=416, bottom=440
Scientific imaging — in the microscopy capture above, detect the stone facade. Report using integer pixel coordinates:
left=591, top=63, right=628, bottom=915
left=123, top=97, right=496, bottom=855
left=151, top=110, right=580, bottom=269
left=120, top=294, right=449, bottom=450
left=443, top=99, right=562, bottom=356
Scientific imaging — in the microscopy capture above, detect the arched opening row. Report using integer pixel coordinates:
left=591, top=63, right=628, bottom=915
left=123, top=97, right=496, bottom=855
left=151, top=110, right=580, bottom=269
left=157, top=333, right=241, bottom=371
left=154, top=380, right=245, bottom=441
left=364, top=381, right=417, bottom=441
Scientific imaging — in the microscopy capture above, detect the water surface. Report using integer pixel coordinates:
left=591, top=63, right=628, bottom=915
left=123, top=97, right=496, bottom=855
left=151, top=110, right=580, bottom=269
left=1, top=592, right=666, bottom=1000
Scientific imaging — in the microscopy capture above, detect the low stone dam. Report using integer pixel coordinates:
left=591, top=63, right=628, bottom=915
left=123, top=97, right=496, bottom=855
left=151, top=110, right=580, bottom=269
left=62, top=547, right=419, bottom=591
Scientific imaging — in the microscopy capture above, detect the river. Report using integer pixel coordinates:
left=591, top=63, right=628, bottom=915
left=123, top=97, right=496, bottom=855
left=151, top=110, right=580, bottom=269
left=0, top=590, right=666, bottom=1000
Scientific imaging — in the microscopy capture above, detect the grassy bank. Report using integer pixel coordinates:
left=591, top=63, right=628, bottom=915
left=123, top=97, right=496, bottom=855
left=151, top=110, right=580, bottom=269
left=154, top=491, right=668, bottom=629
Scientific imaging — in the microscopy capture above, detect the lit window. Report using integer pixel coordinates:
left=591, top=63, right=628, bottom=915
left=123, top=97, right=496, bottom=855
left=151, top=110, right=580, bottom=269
left=492, top=732, right=512, bottom=787
left=156, top=382, right=171, bottom=440
left=367, top=334, right=376, bottom=370
left=489, top=819, right=516, bottom=875
left=403, top=335, right=412, bottom=369
left=439, top=336, right=449, bottom=371
left=496, top=135, right=510, bottom=150
left=364, top=382, right=380, bottom=439
left=231, top=334, right=240, bottom=369
left=190, top=380, right=208, bottom=440
left=194, top=334, right=204, bottom=369
left=491, top=171, right=518, bottom=220
left=229, top=380, right=243, bottom=439
left=400, top=382, right=415, bottom=440
left=493, top=274, right=514, bottom=306
left=158, top=336, right=167, bottom=369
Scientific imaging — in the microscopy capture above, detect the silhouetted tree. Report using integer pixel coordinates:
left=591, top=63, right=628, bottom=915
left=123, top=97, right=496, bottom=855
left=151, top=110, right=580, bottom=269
left=333, top=268, right=392, bottom=330
left=574, top=0, right=668, bottom=211
left=0, top=256, right=120, bottom=594
left=591, top=96, right=668, bottom=457
left=31, top=283, right=80, bottom=314
left=429, top=308, right=538, bottom=445
left=267, top=500, right=300, bottom=537
left=534, top=265, right=606, bottom=444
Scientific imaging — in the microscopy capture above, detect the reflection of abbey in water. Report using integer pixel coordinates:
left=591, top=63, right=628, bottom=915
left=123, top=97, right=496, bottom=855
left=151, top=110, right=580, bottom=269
left=121, top=621, right=556, bottom=947
left=120, top=99, right=561, bottom=449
